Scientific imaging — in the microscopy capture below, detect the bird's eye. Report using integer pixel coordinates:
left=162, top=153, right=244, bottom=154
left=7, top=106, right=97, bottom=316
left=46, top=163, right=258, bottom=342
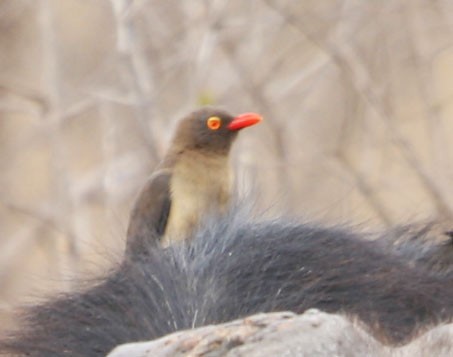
left=207, top=116, right=222, bottom=130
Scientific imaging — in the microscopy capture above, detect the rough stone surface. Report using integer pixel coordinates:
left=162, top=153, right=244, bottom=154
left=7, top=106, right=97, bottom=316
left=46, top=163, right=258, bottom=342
left=107, top=309, right=453, bottom=357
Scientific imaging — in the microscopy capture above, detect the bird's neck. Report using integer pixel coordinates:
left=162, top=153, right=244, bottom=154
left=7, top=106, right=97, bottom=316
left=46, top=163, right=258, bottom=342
left=170, top=149, right=231, bottom=195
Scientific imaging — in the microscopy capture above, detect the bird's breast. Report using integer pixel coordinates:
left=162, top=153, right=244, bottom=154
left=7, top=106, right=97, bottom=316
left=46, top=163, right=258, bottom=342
left=164, top=152, right=231, bottom=244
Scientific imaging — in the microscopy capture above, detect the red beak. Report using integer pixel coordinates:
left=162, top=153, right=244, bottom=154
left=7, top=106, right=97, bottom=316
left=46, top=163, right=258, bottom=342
left=227, top=112, right=263, bottom=131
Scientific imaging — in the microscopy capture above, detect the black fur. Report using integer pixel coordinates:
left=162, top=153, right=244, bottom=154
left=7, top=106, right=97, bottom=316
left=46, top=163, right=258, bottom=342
left=1, top=210, right=453, bottom=356
left=378, top=224, right=453, bottom=276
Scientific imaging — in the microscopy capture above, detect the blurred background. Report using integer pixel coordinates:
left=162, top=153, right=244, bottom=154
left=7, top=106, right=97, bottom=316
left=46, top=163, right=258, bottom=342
left=1, top=0, right=453, bottom=330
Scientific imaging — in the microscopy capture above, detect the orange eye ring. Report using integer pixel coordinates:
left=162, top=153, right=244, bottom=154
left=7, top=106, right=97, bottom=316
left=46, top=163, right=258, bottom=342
left=207, top=116, right=222, bottom=130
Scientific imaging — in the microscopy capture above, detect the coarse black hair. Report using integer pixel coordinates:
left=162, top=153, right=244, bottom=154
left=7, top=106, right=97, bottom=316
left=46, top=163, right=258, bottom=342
left=1, top=209, right=453, bottom=356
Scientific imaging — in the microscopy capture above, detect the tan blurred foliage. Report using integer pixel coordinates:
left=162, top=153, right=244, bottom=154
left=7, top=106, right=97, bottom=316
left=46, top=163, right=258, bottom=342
left=1, top=0, right=453, bottom=330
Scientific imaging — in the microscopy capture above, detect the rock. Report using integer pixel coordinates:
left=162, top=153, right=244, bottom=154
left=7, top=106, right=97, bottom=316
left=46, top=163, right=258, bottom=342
left=107, top=309, right=453, bottom=357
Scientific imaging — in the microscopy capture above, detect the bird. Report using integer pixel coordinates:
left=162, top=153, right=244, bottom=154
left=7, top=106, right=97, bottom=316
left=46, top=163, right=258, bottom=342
left=126, top=107, right=262, bottom=250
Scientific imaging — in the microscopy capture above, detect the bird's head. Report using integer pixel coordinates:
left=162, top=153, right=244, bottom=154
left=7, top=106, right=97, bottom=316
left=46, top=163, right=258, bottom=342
left=170, top=107, right=262, bottom=155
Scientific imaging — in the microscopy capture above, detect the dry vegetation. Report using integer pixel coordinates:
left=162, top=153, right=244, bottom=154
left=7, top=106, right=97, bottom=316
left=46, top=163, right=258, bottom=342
left=1, top=0, right=453, bottom=330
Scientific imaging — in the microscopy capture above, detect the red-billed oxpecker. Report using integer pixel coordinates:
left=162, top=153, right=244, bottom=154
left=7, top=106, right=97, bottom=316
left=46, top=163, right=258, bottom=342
left=127, top=107, right=262, bottom=250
